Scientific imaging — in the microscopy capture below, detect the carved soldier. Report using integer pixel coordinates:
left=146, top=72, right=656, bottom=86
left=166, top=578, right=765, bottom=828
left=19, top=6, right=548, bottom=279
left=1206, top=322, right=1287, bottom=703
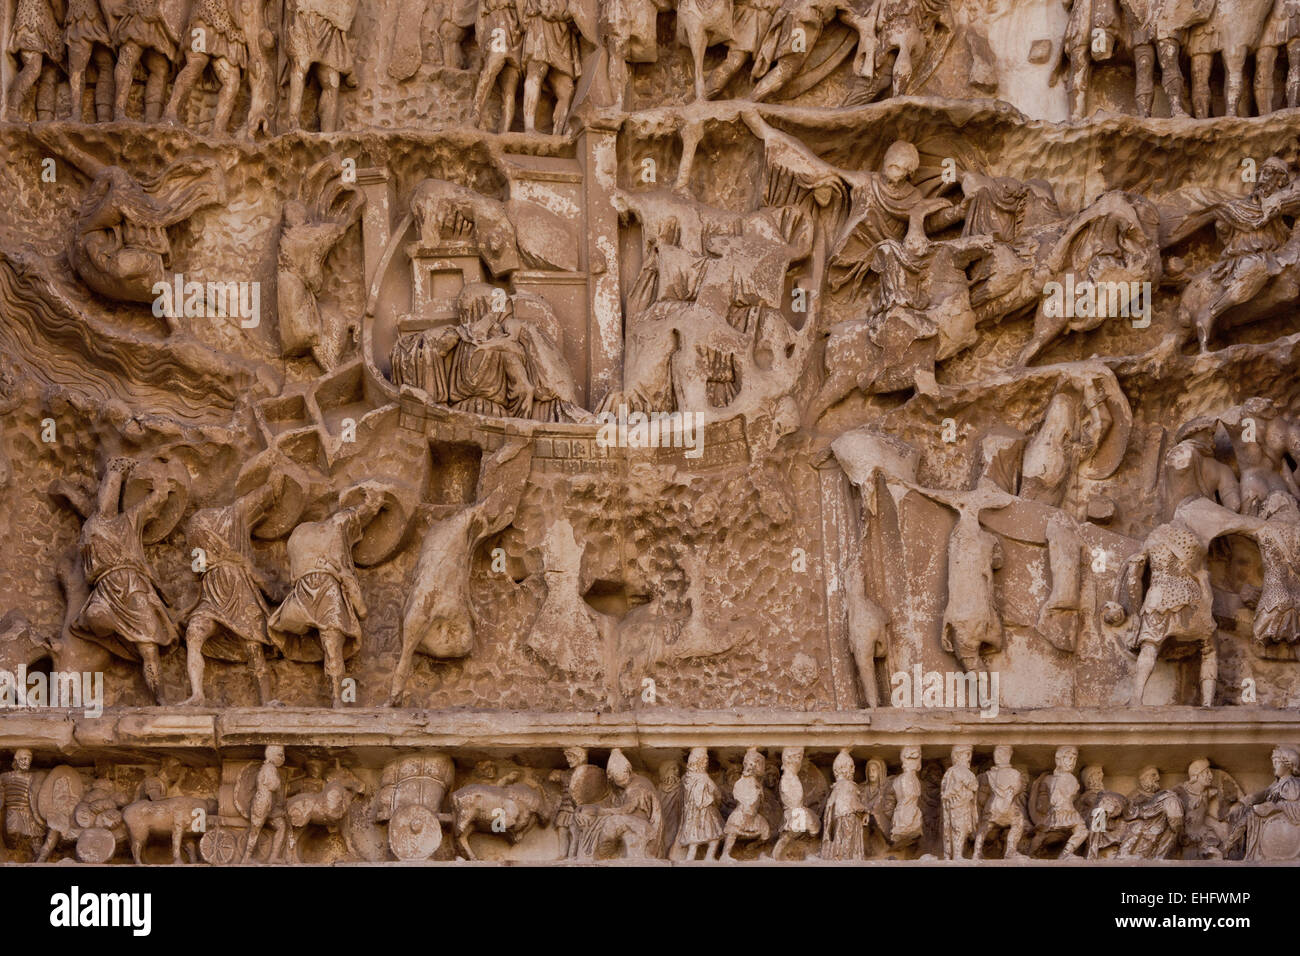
left=1174, top=758, right=1235, bottom=858
left=772, top=747, right=820, bottom=860
left=1219, top=398, right=1300, bottom=515
left=854, top=0, right=949, bottom=99
left=181, top=482, right=281, bottom=706
left=677, top=747, right=723, bottom=860
left=1077, top=764, right=1127, bottom=859
left=520, top=0, right=590, bottom=134
left=1257, top=0, right=1300, bottom=112
left=470, top=0, right=524, bottom=133
left=1118, top=765, right=1183, bottom=858
left=751, top=0, right=873, bottom=101
left=721, top=748, right=771, bottom=859
left=64, top=0, right=115, bottom=122
left=657, top=760, right=683, bottom=855
left=1231, top=745, right=1300, bottom=860
left=940, top=744, right=978, bottom=860
left=821, top=749, right=866, bottom=861
left=242, top=745, right=288, bottom=863
left=548, top=745, right=595, bottom=858
left=5, top=0, right=64, bottom=122
left=705, top=0, right=781, bottom=96
left=70, top=458, right=180, bottom=705
left=581, top=749, right=662, bottom=859
left=1059, top=0, right=1122, bottom=118
left=163, top=0, right=250, bottom=135
left=1162, top=419, right=1242, bottom=519
left=890, top=745, right=924, bottom=850
left=0, top=750, right=46, bottom=860
left=268, top=486, right=385, bottom=706
left=285, top=0, right=357, bottom=132
left=112, top=0, right=181, bottom=122
left=972, top=744, right=1027, bottom=859
left=1028, top=745, right=1088, bottom=858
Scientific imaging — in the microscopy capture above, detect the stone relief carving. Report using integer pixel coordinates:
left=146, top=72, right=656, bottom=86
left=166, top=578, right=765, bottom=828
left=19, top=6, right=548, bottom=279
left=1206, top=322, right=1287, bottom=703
left=0, top=0, right=1299, bottom=869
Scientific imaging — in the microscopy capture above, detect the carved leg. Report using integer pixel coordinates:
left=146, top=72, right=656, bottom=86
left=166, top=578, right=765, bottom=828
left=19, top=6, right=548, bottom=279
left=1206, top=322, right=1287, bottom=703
left=211, top=59, right=242, bottom=135
left=142, top=50, right=170, bottom=123
left=1287, top=39, right=1300, bottom=107
left=440, top=22, right=467, bottom=70
left=1005, top=815, right=1026, bottom=858
left=7, top=52, right=43, bottom=118
left=551, top=73, right=575, bottom=135
left=720, top=833, right=738, bottom=860
left=140, top=642, right=165, bottom=705
left=92, top=47, right=116, bottom=123
left=471, top=54, right=505, bottom=128
left=498, top=65, right=520, bottom=133
left=286, top=65, right=308, bottom=130
left=751, top=57, right=803, bottom=102
left=35, top=63, right=58, bottom=122
left=674, top=119, right=703, bottom=193
left=1222, top=49, right=1247, bottom=117
left=1191, top=53, right=1213, bottom=118
left=691, top=35, right=708, bottom=101
left=68, top=43, right=92, bottom=121
left=523, top=62, right=546, bottom=134
left=1060, top=822, right=1088, bottom=858
left=385, top=630, right=422, bottom=707
left=318, top=65, right=341, bottom=133
left=321, top=627, right=347, bottom=707
left=114, top=42, right=144, bottom=120
left=182, top=617, right=214, bottom=706
left=1133, top=44, right=1155, bottom=117
left=893, top=33, right=924, bottom=97
left=164, top=50, right=210, bottom=125
left=705, top=839, right=720, bottom=861
left=246, top=640, right=273, bottom=706
left=1156, top=39, right=1187, bottom=117
left=1257, top=47, right=1279, bottom=116
left=1131, top=642, right=1158, bottom=706
left=706, top=48, right=748, bottom=98
left=1200, top=636, right=1218, bottom=707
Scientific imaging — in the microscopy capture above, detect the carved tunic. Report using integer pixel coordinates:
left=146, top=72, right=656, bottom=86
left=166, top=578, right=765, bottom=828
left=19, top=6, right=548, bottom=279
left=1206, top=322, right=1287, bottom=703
left=890, top=770, right=923, bottom=843
left=288, top=0, right=356, bottom=72
left=732, top=0, right=782, bottom=52
left=113, top=0, right=179, bottom=59
left=9, top=0, right=62, bottom=59
left=1252, top=520, right=1300, bottom=644
left=677, top=771, right=723, bottom=845
left=724, top=774, right=770, bottom=841
left=941, top=513, right=1003, bottom=661
left=523, top=0, right=581, bottom=77
left=1242, top=774, right=1300, bottom=860
left=1044, top=771, right=1085, bottom=831
left=65, top=0, right=112, bottom=48
left=268, top=510, right=365, bottom=660
left=72, top=508, right=178, bottom=658
left=1, top=771, right=41, bottom=839
left=189, top=0, right=248, bottom=67
left=941, top=765, right=979, bottom=832
left=821, top=778, right=866, bottom=860
left=478, top=0, right=523, bottom=63
left=1132, top=523, right=1214, bottom=651
left=188, top=503, right=270, bottom=657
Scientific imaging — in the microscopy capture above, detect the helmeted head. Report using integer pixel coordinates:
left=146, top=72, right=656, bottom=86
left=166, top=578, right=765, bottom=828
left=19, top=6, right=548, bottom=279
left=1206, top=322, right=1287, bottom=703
left=686, top=747, right=709, bottom=773
left=833, top=749, right=855, bottom=781
left=13, top=748, right=32, bottom=771
left=1055, top=745, right=1078, bottom=773
left=563, top=747, right=587, bottom=769
left=742, top=748, right=765, bottom=777
left=950, top=745, right=973, bottom=767
left=1187, top=758, right=1212, bottom=787
left=607, top=748, right=633, bottom=787
left=265, top=745, right=285, bottom=767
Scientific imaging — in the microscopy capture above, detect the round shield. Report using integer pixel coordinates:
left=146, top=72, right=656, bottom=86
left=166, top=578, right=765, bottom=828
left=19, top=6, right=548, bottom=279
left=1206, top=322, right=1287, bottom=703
left=199, top=827, right=243, bottom=865
left=1027, top=772, right=1051, bottom=829
left=1258, top=813, right=1300, bottom=860
left=340, top=482, right=414, bottom=567
left=388, top=803, right=441, bottom=861
left=37, top=766, right=84, bottom=835
left=123, top=457, right=191, bottom=544
left=235, top=454, right=312, bottom=540
left=75, top=827, right=118, bottom=864
left=569, top=765, right=608, bottom=806
left=28, top=770, right=48, bottom=828
left=233, top=762, right=261, bottom=820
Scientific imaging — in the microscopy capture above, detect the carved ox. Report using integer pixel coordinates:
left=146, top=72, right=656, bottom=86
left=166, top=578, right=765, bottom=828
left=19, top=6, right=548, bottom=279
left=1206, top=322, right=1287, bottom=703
left=450, top=780, right=557, bottom=860
left=122, top=795, right=217, bottom=865
left=286, top=771, right=365, bottom=861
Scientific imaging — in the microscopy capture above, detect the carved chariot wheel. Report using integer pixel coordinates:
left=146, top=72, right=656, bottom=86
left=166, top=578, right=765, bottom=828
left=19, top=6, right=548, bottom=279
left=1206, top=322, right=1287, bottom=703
left=199, top=827, right=245, bottom=865
left=75, top=827, right=118, bottom=864
left=387, top=803, right=441, bottom=861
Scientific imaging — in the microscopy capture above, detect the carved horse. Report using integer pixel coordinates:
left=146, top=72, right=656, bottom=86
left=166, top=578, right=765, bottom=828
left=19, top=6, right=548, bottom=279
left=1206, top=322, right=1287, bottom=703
left=678, top=0, right=736, bottom=99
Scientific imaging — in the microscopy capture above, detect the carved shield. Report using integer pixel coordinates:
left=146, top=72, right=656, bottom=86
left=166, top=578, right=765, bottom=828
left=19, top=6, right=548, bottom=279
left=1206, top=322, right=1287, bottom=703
left=37, top=766, right=84, bottom=835
left=123, top=457, right=192, bottom=544
left=75, top=827, right=118, bottom=863
left=387, top=803, right=442, bottom=860
left=340, top=481, right=416, bottom=567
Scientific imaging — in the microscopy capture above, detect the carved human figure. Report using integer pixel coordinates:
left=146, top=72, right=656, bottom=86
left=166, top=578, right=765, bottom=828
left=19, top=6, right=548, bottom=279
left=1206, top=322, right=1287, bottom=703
left=679, top=0, right=736, bottom=100
left=940, top=744, right=978, bottom=860
left=750, top=0, right=873, bottom=101
left=678, top=748, right=724, bottom=860
left=1232, top=745, right=1300, bottom=860
left=285, top=0, right=357, bottom=132
left=721, top=748, right=771, bottom=860
left=821, top=749, right=865, bottom=861
left=580, top=749, right=663, bottom=859
left=163, top=0, right=250, bottom=135
left=853, top=0, right=949, bottom=100
left=181, top=483, right=280, bottom=706
left=1219, top=398, right=1300, bottom=515
left=772, top=747, right=820, bottom=860
left=471, top=0, right=523, bottom=133
left=972, top=744, right=1026, bottom=860
left=657, top=760, right=683, bottom=855
left=112, top=0, right=180, bottom=122
left=6, top=0, right=63, bottom=122
left=64, top=0, right=115, bottom=122
left=939, top=506, right=1004, bottom=673
left=890, top=745, right=924, bottom=850
left=1077, top=764, right=1127, bottom=859
left=241, top=745, right=288, bottom=863
left=1059, top=0, right=1121, bottom=118
left=1174, top=758, right=1235, bottom=859
left=549, top=746, right=589, bottom=858
left=705, top=0, right=780, bottom=96
left=860, top=756, right=892, bottom=852
left=1255, top=0, right=1300, bottom=111
left=1108, top=516, right=1217, bottom=707
left=0, top=750, right=46, bottom=860
left=1162, top=419, right=1242, bottom=519
left=520, top=0, right=588, bottom=134
left=268, top=486, right=385, bottom=707
left=277, top=186, right=365, bottom=371
left=1118, top=765, right=1183, bottom=858
left=1028, top=745, right=1088, bottom=858
left=1178, top=159, right=1300, bottom=352
left=70, top=459, right=178, bottom=705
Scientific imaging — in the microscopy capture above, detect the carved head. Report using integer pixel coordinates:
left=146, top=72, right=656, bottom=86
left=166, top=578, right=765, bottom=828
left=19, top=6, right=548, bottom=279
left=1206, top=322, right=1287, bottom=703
left=13, top=748, right=32, bottom=771
left=686, top=747, right=709, bottom=774
left=781, top=747, right=804, bottom=774
left=1187, top=759, right=1212, bottom=788
left=883, top=141, right=920, bottom=185
left=900, top=746, right=922, bottom=772
left=950, top=745, right=973, bottom=767
left=833, top=749, right=855, bottom=781
left=265, top=745, right=285, bottom=767
left=993, top=745, right=1013, bottom=768
left=657, top=761, right=681, bottom=787
left=1081, top=764, right=1104, bottom=791
left=1137, top=765, right=1160, bottom=793
left=1258, top=158, right=1290, bottom=195
left=1272, top=746, right=1299, bottom=778
left=1054, top=745, right=1078, bottom=773
left=866, top=757, right=887, bottom=784
left=563, top=747, right=587, bottom=769
left=607, top=748, right=633, bottom=787
left=742, top=748, right=765, bottom=778
left=283, top=199, right=310, bottom=227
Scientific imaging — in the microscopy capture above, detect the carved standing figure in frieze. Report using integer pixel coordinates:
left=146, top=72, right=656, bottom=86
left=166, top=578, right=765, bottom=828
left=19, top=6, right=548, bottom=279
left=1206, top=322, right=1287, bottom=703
left=972, top=745, right=1027, bottom=859
left=821, top=749, right=865, bottom=860
left=721, top=748, right=771, bottom=859
left=678, top=747, right=724, bottom=860
left=284, top=0, right=357, bottom=132
left=940, top=744, right=977, bottom=860
left=163, top=0, right=251, bottom=135
left=64, top=0, right=115, bottom=122
left=471, top=0, right=524, bottom=133
left=1027, top=745, right=1088, bottom=858
left=6, top=0, right=64, bottom=122
left=112, top=0, right=182, bottom=122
